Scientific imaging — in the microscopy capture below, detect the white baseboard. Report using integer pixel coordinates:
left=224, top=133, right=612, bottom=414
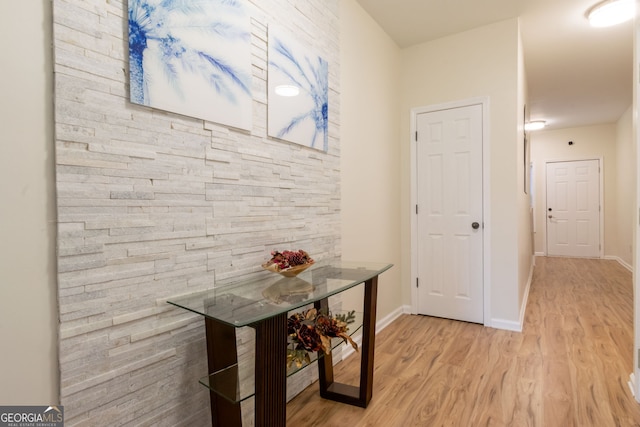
left=490, top=318, right=522, bottom=331
left=603, top=255, right=633, bottom=272
left=341, top=305, right=410, bottom=360
left=629, top=373, right=636, bottom=399
left=376, top=305, right=411, bottom=333
left=535, top=251, right=546, bottom=257
left=519, top=258, right=534, bottom=329
left=490, top=256, right=534, bottom=333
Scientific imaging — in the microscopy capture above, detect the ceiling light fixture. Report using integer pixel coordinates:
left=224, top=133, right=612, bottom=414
left=525, top=121, right=546, bottom=131
left=274, top=85, right=300, bottom=97
left=587, top=0, right=635, bottom=27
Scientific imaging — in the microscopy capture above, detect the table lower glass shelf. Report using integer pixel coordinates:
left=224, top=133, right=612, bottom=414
left=199, top=311, right=363, bottom=404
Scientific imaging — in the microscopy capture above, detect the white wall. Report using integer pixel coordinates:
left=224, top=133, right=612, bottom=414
left=339, top=1, right=403, bottom=322
left=400, top=19, right=525, bottom=326
left=530, top=124, right=618, bottom=258
left=0, top=1, right=59, bottom=405
left=517, top=25, right=534, bottom=324
left=616, top=106, right=635, bottom=268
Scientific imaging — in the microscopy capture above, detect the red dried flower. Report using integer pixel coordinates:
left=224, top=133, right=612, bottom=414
left=286, top=308, right=358, bottom=369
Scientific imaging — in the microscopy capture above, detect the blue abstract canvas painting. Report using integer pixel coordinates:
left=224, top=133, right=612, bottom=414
left=268, top=27, right=329, bottom=152
left=128, top=0, right=252, bottom=130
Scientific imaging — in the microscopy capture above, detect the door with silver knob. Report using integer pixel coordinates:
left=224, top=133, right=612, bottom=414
left=415, top=103, right=484, bottom=324
left=545, top=160, right=600, bottom=257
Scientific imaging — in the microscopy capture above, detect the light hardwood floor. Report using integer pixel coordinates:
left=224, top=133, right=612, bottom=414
left=286, top=257, right=640, bottom=426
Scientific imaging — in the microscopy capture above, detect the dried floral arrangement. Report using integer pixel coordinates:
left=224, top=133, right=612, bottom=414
left=287, top=308, right=358, bottom=368
left=262, top=250, right=314, bottom=277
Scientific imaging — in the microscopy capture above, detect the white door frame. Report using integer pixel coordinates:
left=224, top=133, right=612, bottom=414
left=632, top=4, right=639, bottom=400
left=542, top=157, right=604, bottom=258
left=410, top=96, right=492, bottom=327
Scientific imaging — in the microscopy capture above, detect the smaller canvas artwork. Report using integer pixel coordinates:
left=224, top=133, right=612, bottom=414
left=268, top=27, right=329, bottom=151
left=128, top=0, right=253, bottom=130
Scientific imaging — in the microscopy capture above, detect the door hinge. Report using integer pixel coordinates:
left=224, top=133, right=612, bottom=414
left=416, top=205, right=419, bottom=214
left=638, top=349, right=640, bottom=369
left=416, top=277, right=419, bottom=288
left=415, top=131, right=418, bottom=141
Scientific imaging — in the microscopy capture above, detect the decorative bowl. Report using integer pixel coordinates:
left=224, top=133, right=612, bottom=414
left=262, top=260, right=314, bottom=277
left=261, top=250, right=315, bottom=277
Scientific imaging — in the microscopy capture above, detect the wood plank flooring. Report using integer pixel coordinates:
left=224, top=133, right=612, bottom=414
left=286, top=257, right=640, bottom=426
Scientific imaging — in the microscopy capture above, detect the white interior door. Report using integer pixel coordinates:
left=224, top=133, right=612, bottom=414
left=546, top=160, right=600, bottom=257
left=415, top=104, right=483, bottom=324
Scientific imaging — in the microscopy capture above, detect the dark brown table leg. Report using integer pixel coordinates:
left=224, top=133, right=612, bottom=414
left=314, top=297, right=334, bottom=396
left=359, top=275, right=378, bottom=405
left=205, top=317, right=243, bottom=427
left=315, top=275, right=379, bottom=408
left=251, top=313, right=288, bottom=427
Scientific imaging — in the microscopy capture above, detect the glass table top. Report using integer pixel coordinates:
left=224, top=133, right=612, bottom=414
left=167, top=258, right=392, bottom=327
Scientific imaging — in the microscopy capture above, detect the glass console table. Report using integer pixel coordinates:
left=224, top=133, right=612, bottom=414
left=168, top=259, right=393, bottom=427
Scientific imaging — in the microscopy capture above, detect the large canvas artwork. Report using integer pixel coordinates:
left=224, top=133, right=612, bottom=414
left=128, top=0, right=252, bottom=130
left=268, top=27, right=328, bottom=152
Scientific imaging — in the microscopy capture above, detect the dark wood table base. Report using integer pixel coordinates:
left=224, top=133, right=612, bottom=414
left=205, top=275, right=379, bottom=426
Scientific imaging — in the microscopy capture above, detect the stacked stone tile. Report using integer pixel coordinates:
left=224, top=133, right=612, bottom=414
left=53, top=0, right=340, bottom=425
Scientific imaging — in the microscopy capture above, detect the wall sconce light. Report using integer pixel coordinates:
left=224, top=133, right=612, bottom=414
left=525, top=121, right=546, bottom=131
left=587, top=0, right=635, bottom=27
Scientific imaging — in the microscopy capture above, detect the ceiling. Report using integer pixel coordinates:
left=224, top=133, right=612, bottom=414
left=356, top=0, right=633, bottom=131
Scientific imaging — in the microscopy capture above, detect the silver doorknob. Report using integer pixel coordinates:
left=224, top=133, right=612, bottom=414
left=472, top=222, right=480, bottom=229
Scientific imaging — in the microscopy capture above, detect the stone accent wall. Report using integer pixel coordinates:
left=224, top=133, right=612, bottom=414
left=53, top=0, right=340, bottom=425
